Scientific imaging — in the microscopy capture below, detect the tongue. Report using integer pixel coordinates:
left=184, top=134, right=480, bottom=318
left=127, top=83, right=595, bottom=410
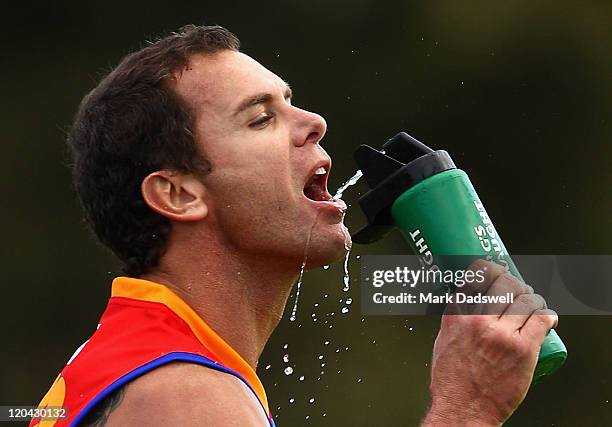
left=304, top=182, right=327, bottom=201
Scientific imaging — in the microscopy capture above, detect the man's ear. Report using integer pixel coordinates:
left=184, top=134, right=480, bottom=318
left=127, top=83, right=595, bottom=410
left=141, top=171, right=208, bottom=222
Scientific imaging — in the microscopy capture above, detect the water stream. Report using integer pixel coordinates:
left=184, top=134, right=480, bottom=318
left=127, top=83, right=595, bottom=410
left=289, top=261, right=306, bottom=322
left=289, top=210, right=322, bottom=322
left=333, top=169, right=363, bottom=200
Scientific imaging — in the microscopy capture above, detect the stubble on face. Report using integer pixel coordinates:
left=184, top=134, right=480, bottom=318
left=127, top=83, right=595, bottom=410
left=169, top=51, right=351, bottom=269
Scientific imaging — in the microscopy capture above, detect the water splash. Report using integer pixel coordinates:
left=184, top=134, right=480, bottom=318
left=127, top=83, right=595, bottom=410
left=333, top=169, right=363, bottom=200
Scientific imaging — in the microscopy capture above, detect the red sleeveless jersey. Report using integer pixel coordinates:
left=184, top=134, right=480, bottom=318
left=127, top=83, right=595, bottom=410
left=31, top=277, right=274, bottom=426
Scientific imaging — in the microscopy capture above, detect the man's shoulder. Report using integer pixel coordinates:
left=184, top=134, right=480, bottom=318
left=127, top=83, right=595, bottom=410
left=85, top=362, right=270, bottom=426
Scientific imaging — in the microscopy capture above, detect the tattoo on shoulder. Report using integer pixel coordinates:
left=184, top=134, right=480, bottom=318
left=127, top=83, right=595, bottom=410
left=79, top=386, right=126, bottom=427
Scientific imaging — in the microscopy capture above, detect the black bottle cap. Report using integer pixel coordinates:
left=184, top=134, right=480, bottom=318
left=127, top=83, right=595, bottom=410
left=352, top=132, right=455, bottom=244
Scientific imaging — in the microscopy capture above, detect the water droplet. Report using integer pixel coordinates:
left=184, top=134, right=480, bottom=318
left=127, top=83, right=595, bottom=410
left=283, top=344, right=288, bottom=349
left=283, top=354, right=289, bottom=363
left=346, top=298, right=353, bottom=305
left=265, top=364, right=271, bottom=370
left=309, top=398, right=315, bottom=404
left=284, top=366, right=294, bottom=375
left=299, top=375, right=305, bottom=381
left=341, top=306, right=349, bottom=314
left=323, top=413, right=327, bottom=417
left=324, top=340, right=330, bottom=345
left=356, top=255, right=361, bottom=259
left=320, top=362, right=326, bottom=367
left=318, top=355, right=324, bottom=360
left=314, top=303, right=319, bottom=307
left=323, top=265, right=330, bottom=270
left=305, top=415, right=310, bottom=420
left=357, top=378, right=363, bottom=383
left=324, top=294, right=329, bottom=298
left=289, top=398, right=295, bottom=404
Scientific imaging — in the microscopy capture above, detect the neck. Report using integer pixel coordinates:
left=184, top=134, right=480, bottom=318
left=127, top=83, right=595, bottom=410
left=142, top=237, right=302, bottom=370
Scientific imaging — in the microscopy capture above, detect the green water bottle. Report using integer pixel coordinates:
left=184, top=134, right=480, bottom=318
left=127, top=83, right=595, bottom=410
left=352, top=132, right=567, bottom=384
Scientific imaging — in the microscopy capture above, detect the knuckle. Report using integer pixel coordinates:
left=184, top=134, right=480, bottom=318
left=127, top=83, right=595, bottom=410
left=533, top=293, right=548, bottom=309
left=515, top=293, right=547, bottom=310
left=469, top=259, right=490, bottom=272
left=527, top=311, right=556, bottom=334
left=515, top=293, right=533, bottom=306
left=497, top=272, right=523, bottom=291
left=534, top=308, right=558, bottom=328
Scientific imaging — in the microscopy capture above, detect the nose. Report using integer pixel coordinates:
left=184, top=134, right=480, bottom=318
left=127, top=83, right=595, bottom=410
left=292, top=107, right=327, bottom=147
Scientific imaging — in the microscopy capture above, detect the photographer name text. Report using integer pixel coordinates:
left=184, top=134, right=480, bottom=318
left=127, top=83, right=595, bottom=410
left=372, top=292, right=515, bottom=305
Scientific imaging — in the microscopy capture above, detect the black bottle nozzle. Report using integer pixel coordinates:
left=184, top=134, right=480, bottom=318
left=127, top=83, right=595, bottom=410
left=352, top=132, right=455, bottom=244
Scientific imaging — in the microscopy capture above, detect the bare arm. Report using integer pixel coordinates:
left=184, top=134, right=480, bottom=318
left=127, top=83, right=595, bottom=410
left=80, top=387, right=126, bottom=426
left=86, top=363, right=269, bottom=427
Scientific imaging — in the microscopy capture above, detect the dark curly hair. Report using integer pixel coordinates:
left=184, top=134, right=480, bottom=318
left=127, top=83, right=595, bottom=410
left=68, top=25, right=240, bottom=276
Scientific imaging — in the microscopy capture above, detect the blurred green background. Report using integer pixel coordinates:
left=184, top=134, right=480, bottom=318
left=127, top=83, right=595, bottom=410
left=1, top=1, right=610, bottom=425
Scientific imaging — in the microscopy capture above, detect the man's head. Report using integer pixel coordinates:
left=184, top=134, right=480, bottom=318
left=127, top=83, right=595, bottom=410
left=69, top=25, right=350, bottom=277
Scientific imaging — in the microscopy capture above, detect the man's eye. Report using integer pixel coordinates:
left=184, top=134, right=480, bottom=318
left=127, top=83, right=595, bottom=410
left=249, top=113, right=274, bottom=128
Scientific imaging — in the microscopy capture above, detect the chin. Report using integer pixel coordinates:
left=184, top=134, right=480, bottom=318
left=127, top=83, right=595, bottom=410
left=304, top=224, right=352, bottom=269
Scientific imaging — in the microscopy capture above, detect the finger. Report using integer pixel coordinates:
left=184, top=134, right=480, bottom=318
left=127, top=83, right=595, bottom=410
left=481, top=272, right=529, bottom=316
left=484, top=272, right=533, bottom=317
left=520, top=309, right=559, bottom=344
left=461, top=259, right=508, bottom=296
left=500, top=293, right=547, bottom=330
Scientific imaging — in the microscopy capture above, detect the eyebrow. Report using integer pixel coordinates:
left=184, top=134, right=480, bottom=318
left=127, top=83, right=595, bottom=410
left=233, top=83, right=293, bottom=117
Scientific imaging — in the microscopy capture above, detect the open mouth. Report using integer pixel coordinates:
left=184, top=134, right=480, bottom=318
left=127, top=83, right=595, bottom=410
left=303, top=166, right=331, bottom=202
